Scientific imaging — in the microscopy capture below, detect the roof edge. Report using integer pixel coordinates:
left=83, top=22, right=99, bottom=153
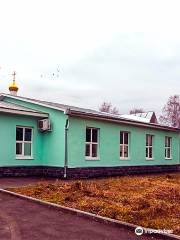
left=0, top=93, right=66, bottom=112
left=2, top=93, right=179, bottom=132
left=66, top=110, right=180, bottom=132
left=0, top=107, right=48, bottom=118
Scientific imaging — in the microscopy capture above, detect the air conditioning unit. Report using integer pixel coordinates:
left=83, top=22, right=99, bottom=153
left=38, top=119, right=51, bottom=131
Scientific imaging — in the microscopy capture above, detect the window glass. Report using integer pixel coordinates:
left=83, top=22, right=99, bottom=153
left=165, top=137, right=171, bottom=147
left=16, top=143, right=22, bottom=155
left=165, top=137, right=171, bottom=159
left=16, top=127, right=32, bottom=158
left=165, top=137, right=168, bottom=147
left=92, top=129, right=98, bottom=142
left=120, top=133, right=123, bottom=144
left=168, top=137, right=171, bottom=147
left=120, top=132, right=129, bottom=158
left=146, top=135, right=152, bottom=146
left=124, top=145, right=128, bottom=158
left=86, top=128, right=91, bottom=142
left=149, top=147, right=152, bottom=158
left=146, top=135, right=153, bottom=159
left=25, top=128, right=32, bottom=141
left=24, top=143, right=31, bottom=156
left=85, top=144, right=91, bottom=157
left=168, top=148, right=171, bottom=158
left=92, top=144, right=97, bottom=157
left=124, top=132, right=128, bottom=144
left=149, top=135, right=152, bottom=146
left=120, top=145, right=123, bottom=157
left=85, top=127, right=99, bottom=158
left=16, top=128, right=23, bottom=141
left=146, top=135, right=149, bottom=146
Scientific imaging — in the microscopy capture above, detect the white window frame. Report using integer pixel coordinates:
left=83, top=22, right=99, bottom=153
left=146, top=134, right=153, bottom=160
left=120, top=131, right=129, bottom=159
left=165, top=136, right=172, bottom=160
left=16, top=126, right=33, bottom=159
left=85, top=127, right=99, bottom=160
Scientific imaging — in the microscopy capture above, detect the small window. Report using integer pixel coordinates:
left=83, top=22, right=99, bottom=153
left=146, top=134, right=153, bottom=159
left=85, top=128, right=99, bottom=159
left=120, top=132, right=129, bottom=159
left=165, top=136, right=172, bottom=159
left=16, top=127, right=33, bottom=158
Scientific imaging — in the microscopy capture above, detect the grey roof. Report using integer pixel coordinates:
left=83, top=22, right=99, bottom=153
left=131, top=111, right=154, bottom=118
left=1, top=93, right=179, bottom=132
left=120, top=114, right=152, bottom=123
left=120, top=112, right=157, bottom=123
left=2, top=93, right=102, bottom=114
left=1, top=93, right=127, bottom=119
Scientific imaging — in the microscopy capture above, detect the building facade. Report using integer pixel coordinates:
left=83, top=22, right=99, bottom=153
left=0, top=92, right=179, bottom=178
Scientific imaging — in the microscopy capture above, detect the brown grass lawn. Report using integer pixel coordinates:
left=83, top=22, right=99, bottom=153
left=8, top=173, right=180, bottom=235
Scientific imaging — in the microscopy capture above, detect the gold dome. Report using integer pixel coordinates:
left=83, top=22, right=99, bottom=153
left=9, top=81, right=19, bottom=91
left=9, top=71, right=19, bottom=93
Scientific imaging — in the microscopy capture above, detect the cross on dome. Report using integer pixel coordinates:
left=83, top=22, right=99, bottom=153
left=12, top=71, right=16, bottom=82
left=9, top=71, right=19, bottom=96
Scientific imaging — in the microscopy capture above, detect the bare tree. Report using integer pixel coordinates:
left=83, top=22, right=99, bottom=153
left=99, top=102, right=111, bottom=113
left=129, top=108, right=144, bottom=114
left=99, top=102, right=119, bottom=114
left=111, top=107, right=119, bottom=114
left=159, top=95, right=180, bottom=128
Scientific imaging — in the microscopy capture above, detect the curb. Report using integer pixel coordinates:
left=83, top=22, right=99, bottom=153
left=0, top=188, right=179, bottom=240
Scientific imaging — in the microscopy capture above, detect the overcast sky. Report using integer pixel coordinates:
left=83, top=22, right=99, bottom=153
left=0, top=0, right=180, bottom=114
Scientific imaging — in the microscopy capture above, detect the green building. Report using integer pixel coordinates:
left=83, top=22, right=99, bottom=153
left=0, top=77, right=179, bottom=178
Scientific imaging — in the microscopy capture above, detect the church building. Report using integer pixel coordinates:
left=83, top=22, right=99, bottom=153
left=0, top=73, right=179, bottom=178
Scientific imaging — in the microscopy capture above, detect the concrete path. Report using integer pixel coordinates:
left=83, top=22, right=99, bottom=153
left=0, top=177, right=54, bottom=189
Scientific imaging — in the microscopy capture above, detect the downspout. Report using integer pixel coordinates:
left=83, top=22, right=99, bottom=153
left=179, top=132, right=180, bottom=169
left=64, top=109, right=70, bottom=178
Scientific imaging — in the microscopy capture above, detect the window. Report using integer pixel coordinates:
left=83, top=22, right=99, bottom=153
left=165, top=136, right=171, bottom=159
left=120, top=132, right=129, bottom=159
left=146, top=134, right=153, bottom=159
left=16, top=127, right=33, bottom=158
left=85, top=128, right=99, bottom=159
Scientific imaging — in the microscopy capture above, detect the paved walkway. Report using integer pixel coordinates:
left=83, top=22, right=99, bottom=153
left=0, top=178, right=165, bottom=240
left=0, top=177, right=54, bottom=189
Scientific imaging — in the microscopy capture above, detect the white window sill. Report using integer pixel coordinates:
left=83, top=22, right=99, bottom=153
left=146, top=158, right=154, bottom=160
left=120, top=158, right=130, bottom=160
left=85, top=157, right=100, bottom=161
left=16, top=156, right=34, bottom=160
left=165, top=158, right=172, bottom=160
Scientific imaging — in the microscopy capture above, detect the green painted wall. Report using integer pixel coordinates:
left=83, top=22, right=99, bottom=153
left=68, top=117, right=180, bottom=167
left=0, top=113, right=43, bottom=166
left=3, top=96, right=180, bottom=169
left=3, top=97, right=67, bottom=167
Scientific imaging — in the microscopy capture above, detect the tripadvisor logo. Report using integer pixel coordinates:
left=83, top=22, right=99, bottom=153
left=135, top=226, right=173, bottom=235
left=135, top=227, right=144, bottom=236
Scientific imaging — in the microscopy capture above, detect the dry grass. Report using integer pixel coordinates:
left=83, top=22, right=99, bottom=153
left=8, top=173, right=180, bottom=235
